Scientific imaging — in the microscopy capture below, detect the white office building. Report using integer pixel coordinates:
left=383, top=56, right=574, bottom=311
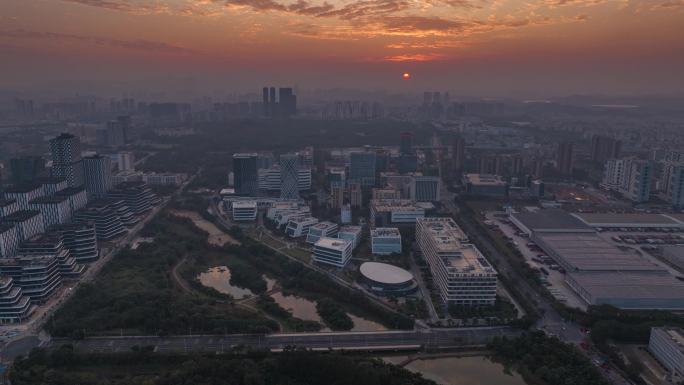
left=371, top=227, right=402, bottom=255
left=649, top=327, right=684, bottom=379
left=232, top=200, right=258, bottom=222
left=416, top=217, right=497, bottom=306
left=409, top=175, right=441, bottom=202
left=28, top=196, right=72, bottom=228
left=338, top=225, right=362, bottom=249
left=312, top=237, right=353, bottom=268
left=370, top=199, right=425, bottom=227
left=306, top=221, right=339, bottom=244
left=4, top=184, right=44, bottom=211
left=286, top=217, right=319, bottom=238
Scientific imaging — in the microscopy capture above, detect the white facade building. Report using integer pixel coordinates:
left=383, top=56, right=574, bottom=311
left=305, top=221, right=339, bottom=244
left=286, top=217, right=319, bottom=238
left=370, top=199, right=425, bottom=228
left=28, top=196, right=72, bottom=228
left=312, top=237, right=353, bottom=268
left=232, top=200, right=258, bottom=222
left=416, top=217, right=497, bottom=306
left=338, top=225, right=362, bottom=249
left=371, top=227, right=402, bottom=255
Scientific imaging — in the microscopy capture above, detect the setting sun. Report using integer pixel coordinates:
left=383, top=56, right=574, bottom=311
left=403, top=73, right=411, bottom=80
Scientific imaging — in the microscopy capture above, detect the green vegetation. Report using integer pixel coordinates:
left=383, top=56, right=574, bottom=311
left=489, top=332, right=609, bottom=385
left=10, top=346, right=436, bottom=385
left=316, top=298, right=354, bottom=331
left=227, top=229, right=415, bottom=330
left=47, top=214, right=278, bottom=337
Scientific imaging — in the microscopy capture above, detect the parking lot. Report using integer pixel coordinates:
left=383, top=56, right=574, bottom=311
left=484, top=212, right=588, bottom=311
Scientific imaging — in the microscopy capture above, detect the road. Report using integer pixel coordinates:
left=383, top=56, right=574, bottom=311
left=50, top=326, right=520, bottom=354
left=441, top=187, right=632, bottom=385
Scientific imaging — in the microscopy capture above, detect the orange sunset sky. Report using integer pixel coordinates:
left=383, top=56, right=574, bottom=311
left=1, top=0, right=683, bottom=96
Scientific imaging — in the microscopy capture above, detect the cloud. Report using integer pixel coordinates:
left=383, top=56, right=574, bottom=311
left=380, top=52, right=447, bottom=61
left=0, top=29, right=195, bottom=54
left=380, top=16, right=469, bottom=32
left=652, top=0, right=684, bottom=8
left=60, top=0, right=171, bottom=15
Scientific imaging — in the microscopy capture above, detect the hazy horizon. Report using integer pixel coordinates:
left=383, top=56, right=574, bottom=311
left=2, top=0, right=684, bottom=98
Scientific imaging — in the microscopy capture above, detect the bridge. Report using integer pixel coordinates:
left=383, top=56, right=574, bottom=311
left=48, top=326, right=520, bottom=354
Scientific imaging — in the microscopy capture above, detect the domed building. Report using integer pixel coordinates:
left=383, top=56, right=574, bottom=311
left=359, top=262, right=418, bottom=297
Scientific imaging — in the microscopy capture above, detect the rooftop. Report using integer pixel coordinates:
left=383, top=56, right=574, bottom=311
left=512, top=209, right=593, bottom=232
left=314, top=236, right=351, bottom=251
left=4, top=183, right=43, bottom=194
left=371, top=227, right=401, bottom=237
left=339, top=225, right=362, bottom=234
left=1, top=210, right=41, bottom=222
left=0, top=199, right=17, bottom=207
left=573, top=213, right=681, bottom=226
left=440, top=244, right=495, bottom=275
left=310, top=221, right=338, bottom=230
left=55, top=187, right=86, bottom=196
left=360, top=262, right=414, bottom=285
left=233, top=153, right=258, bottom=158
left=371, top=199, right=423, bottom=212
left=416, top=217, right=467, bottom=249
left=288, top=216, right=318, bottom=225
left=536, top=232, right=663, bottom=272
left=569, top=271, right=684, bottom=303
left=29, top=196, right=69, bottom=204
left=232, top=200, right=257, bottom=208
left=463, top=174, right=507, bottom=186
left=655, top=327, right=684, bottom=351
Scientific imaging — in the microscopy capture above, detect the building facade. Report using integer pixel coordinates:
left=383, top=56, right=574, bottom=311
left=312, top=237, right=353, bottom=268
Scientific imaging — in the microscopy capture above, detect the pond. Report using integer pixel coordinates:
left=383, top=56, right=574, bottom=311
left=382, top=356, right=527, bottom=385
left=198, top=266, right=253, bottom=299
left=270, top=292, right=387, bottom=332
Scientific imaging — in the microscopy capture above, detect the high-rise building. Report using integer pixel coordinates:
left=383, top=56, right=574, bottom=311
left=400, top=132, right=413, bottom=155
left=262, top=87, right=269, bottom=117
left=409, top=175, right=441, bottom=202
left=591, top=135, right=621, bottom=163
left=269, top=87, right=276, bottom=117
left=349, top=182, right=363, bottom=208
left=278, top=88, right=297, bottom=118
left=50, top=133, right=84, bottom=187
left=279, top=153, right=300, bottom=199
left=350, top=152, right=376, bottom=186
left=82, top=155, right=112, bottom=199
left=233, top=153, right=259, bottom=196
left=9, top=157, right=46, bottom=184
left=330, top=181, right=344, bottom=209
left=668, top=165, right=684, bottom=209
left=452, top=136, right=465, bottom=173
left=557, top=141, right=574, bottom=176
left=603, top=158, right=653, bottom=203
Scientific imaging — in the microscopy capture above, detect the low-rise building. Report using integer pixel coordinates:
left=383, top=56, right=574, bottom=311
left=370, top=199, right=425, bottom=227
left=649, top=327, right=684, bottom=379
left=0, top=255, right=62, bottom=303
left=286, top=217, right=319, bottom=238
left=74, top=202, right=127, bottom=241
left=359, top=262, right=417, bottom=297
left=0, top=275, right=33, bottom=324
left=232, top=200, right=258, bottom=222
left=462, top=174, right=508, bottom=198
left=306, top=221, right=339, bottom=244
left=141, top=172, right=187, bottom=186
left=50, top=223, right=99, bottom=263
left=312, top=237, right=353, bottom=268
left=371, top=227, right=402, bottom=255
left=338, top=225, right=362, bottom=249
left=416, top=217, right=497, bottom=306
left=19, top=233, right=85, bottom=279
left=372, top=187, right=401, bottom=200
left=108, top=181, right=154, bottom=215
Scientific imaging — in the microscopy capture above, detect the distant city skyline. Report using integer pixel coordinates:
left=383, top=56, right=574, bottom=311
left=1, top=0, right=684, bottom=96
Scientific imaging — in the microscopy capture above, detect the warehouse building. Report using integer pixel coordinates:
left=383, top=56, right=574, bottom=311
left=649, top=327, right=684, bottom=379
left=572, top=213, right=684, bottom=230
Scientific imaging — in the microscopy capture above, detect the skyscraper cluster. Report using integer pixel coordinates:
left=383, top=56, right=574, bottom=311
left=262, top=87, right=297, bottom=118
